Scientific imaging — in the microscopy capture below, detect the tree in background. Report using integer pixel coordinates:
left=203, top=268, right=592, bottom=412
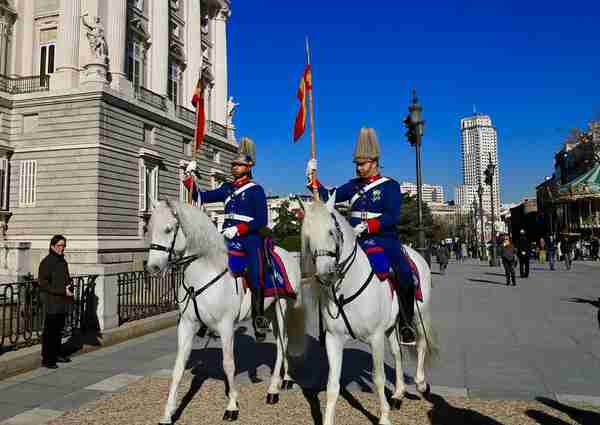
left=397, top=193, right=435, bottom=245
left=271, top=200, right=301, bottom=252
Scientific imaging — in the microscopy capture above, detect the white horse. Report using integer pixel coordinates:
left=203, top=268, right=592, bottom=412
left=301, top=195, right=439, bottom=425
left=146, top=200, right=306, bottom=424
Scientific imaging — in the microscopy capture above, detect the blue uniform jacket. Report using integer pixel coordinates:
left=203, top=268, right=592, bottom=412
left=316, top=176, right=402, bottom=238
left=199, top=177, right=268, bottom=236
left=199, top=177, right=268, bottom=288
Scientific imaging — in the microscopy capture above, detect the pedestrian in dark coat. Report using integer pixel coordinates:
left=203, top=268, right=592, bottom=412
left=547, top=235, right=557, bottom=271
left=437, top=241, right=450, bottom=275
left=500, top=238, right=517, bottom=286
left=517, top=229, right=530, bottom=278
left=38, top=235, right=73, bottom=368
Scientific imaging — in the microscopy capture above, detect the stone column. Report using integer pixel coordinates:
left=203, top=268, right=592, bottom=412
left=185, top=0, right=203, bottom=108
left=210, top=7, right=229, bottom=126
left=107, top=0, right=132, bottom=95
left=53, top=0, right=82, bottom=89
left=12, top=0, right=34, bottom=77
left=150, top=0, right=169, bottom=96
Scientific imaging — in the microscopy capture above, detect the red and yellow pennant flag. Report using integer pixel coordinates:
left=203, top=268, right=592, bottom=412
left=293, top=65, right=312, bottom=142
left=191, top=79, right=206, bottom=150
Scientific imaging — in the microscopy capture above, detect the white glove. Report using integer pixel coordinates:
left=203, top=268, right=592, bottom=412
left=353, top=222, right=368, bottom=237
left=222, top=226, right=239, bottom=240
left=185, top=160, right=198, bottom=175
left=306, top=158, right=317, bottom=177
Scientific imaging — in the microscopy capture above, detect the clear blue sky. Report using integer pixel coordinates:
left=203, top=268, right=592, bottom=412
left=226, top=1, right=600, bottom=204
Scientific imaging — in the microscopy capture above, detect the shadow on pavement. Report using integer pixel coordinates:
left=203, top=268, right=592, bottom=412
left=526, top=396, right=600, bottom=424
left=423, top=393, right=503, bottom=424
left=484, top=272, right=506, bottom=277
left=567, top=297, right=600, bottom=329
left=467, top=278, right=508, bottom=286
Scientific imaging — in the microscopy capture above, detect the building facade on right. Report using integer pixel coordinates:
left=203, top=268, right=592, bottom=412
left=459, top=113, right=501, bottom=214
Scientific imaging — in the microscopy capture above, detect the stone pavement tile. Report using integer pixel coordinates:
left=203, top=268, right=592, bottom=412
left=0, top=408, right=64, bottom=425
left=430, top=385, right=468, bottom=398
left=39, top=389, right=105, bottom=411
left=0, top=367, right=56, bottom=389
left=556, top=393, right=600, bottom=407
left=149, top=368, right=173, bottom=377
left=67, top=356, right=145, bottom=373
left=127, top=354, right=177, bottom=375
left=0, top=403, right=27, bottom=422
left=84, top=373, right=143, bottom=392
left=467, top=386, right=554, bottom=400
left=23, top=369, right=112, bottom=391
left=0, top=383, right=75, bottom=408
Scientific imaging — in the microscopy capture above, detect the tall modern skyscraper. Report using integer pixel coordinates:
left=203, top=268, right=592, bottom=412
left=457, top=114, right=501, bottom=214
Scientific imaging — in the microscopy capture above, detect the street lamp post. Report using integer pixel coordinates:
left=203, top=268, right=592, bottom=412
left=471, top=199, right=478, bottom=258
left=485, top=153, right=498, bottom=267
left=477, top=183, right=486, bottom=261
left=403, top=89, right=426, bottom=261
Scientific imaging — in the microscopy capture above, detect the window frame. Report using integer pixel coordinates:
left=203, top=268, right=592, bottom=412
left=18, top=160, right=37, bottom=207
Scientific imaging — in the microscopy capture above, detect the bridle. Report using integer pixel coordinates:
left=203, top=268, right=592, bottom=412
left=313, top=213, right=358, bottom=290
left=149, top=219, right=180, bottom=265
left=148, top=208, right=198, bottom=270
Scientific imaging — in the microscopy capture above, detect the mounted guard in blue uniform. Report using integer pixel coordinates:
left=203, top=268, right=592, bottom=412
left=185, top=138, right=271, bottom=341
left=307, top=127, right=417, bottom=345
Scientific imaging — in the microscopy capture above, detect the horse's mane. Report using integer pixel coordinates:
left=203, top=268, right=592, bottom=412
left=301, top=199, right=352, bottom=258
left=167, top=199, right=228, bottom=270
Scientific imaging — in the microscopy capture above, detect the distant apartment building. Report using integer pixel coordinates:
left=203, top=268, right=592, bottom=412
left=400, top=181, right=444, bottom=205
left=457, top=113, right=501, bottom=214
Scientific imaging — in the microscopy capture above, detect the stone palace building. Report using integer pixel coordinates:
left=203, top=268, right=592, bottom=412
left=0, top=0, right=237, bottom=279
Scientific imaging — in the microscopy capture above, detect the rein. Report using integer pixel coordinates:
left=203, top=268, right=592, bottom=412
left=313, top=212, right=375, bottom=339
left=150, top=207, right=228, bottom=324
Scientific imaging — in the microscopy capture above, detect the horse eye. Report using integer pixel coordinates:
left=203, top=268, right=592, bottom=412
left=165, top=225, right=173, bottom=234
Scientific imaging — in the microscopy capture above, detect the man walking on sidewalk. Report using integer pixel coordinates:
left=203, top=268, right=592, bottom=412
left=38, top=235, right=74, bottom=369
left=500, top=238, right=517, bottom=286
left=517, top=229, right=530, bottom=278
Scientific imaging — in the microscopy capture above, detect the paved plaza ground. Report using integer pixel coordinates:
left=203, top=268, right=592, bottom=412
left=0, top=259, right=599, bottom=424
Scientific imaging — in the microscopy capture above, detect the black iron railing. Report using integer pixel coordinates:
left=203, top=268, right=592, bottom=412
left=117, top=267, right=183, bottom=325
left=0, top=275, right=98, bottom=353
left=0, top=74, right=50, bottom=94
left=176, top=105, right=196, bottom=125
left=208, top=120, right=228, bottom=138
left=135, top=86, right=167, bottom=110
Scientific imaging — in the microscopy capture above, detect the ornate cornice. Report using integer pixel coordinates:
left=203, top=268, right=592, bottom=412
left=0, top=0, right=17, bottom=32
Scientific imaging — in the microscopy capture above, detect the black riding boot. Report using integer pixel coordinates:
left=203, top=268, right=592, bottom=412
left=398, top=283, right=416, bottom=346
left=252, top=286, right=268, bottom=342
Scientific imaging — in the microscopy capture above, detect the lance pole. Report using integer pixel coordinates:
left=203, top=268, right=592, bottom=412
left=306, top=37, right=319, bottom=200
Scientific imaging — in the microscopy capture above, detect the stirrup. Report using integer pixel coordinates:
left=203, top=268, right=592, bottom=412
left=399, top=326, right=417, bottom=346
left=254, top=315, right=270, bottom=332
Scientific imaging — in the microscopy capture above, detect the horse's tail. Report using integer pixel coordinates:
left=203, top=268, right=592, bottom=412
left=412, top=303, right=440, bottom=368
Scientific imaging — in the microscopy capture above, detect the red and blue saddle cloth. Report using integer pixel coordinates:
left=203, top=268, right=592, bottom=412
left=227, top=236, right=296, bottom=299
left=361, top=238, right=423, bottom=301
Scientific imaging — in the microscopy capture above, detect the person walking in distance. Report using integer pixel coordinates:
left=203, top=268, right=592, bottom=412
left=560, top=234, right=573, bottom=270
left=517, top=229, right=530, bottom=278
left=38, top=235, right=74, bottom=369
left=547, top=235, right=557, bottom=271
left=538, top=237, right=546, bottom=264
left=500, top=237, right=517, bottom=286
left=437, top=240, right=450, bottom=275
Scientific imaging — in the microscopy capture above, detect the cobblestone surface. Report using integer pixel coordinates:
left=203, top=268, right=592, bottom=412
left=47, top=375, right=600, bottom=425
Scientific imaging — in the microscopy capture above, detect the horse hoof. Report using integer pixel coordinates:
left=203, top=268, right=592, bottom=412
left=282, top=380, right=294, bottom=390
left=266, top=393, right=279, bottom=404
left=390, top=398, right=403, bottom=410
left=417, top=382, right=431, bottom=396
left=222, top=410, right=239, bottom=421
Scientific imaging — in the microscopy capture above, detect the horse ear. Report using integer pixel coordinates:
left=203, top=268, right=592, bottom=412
left=325, top=190, right=336, bottom=212
left=152, top=199, right=160, bottom=210
left=165, top=198, right=177, bottom=216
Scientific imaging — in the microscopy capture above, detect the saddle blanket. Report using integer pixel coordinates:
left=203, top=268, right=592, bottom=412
left=262, top=237, right=296, bottom=298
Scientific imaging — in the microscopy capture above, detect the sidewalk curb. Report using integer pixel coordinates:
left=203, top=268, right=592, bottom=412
left=0, top=310, right=178, bottom=381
